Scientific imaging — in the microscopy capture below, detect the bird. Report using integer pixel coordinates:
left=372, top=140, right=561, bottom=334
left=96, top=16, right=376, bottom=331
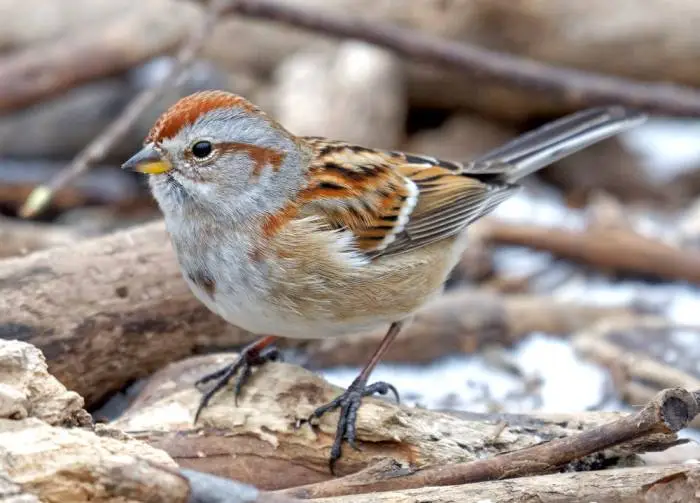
left=122, top=90, right=647, bottom=472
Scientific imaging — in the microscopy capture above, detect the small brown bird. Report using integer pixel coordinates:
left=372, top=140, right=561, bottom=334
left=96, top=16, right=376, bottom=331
left=122, top=91, right=646, bottom=471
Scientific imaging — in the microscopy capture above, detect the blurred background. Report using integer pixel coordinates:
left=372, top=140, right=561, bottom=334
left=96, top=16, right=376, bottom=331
left=2, top=0, right=700, bottom=457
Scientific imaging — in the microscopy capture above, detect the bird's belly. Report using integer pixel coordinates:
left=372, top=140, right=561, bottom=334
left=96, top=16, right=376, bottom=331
left=189, top=277, right=391, bottom=339
left=178, top=226, right=467, bottom=340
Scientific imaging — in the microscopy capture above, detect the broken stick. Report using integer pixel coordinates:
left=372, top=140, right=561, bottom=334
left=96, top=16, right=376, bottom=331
left=281, top=387, right=699, bottom=498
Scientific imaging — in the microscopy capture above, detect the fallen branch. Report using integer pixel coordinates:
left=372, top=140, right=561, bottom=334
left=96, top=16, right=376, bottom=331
left=280, top=387, right=699, bottom=498
left=573, top=317, right=700, bottom=428
left=18, top=0, right=229, bottom=219
left=478, top=218, right=700, bottom=284
left=310, top=464, right=700, bottom=503
left=114, top=353, right=682, bottom=490
left=224, top=0, right=700, bottom=117
left=0, top=2, right=195, bottom=114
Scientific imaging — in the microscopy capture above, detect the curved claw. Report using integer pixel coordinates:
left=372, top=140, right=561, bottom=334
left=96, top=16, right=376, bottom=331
left=192, top=342, right=279, bottom=424
left=364, top=381, right=400, bottom=404
left=310, top=379, right=400, bottom=474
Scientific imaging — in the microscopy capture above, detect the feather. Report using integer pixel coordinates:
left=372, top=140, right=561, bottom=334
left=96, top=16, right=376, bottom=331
left=294, top=106, right=646, bottom=259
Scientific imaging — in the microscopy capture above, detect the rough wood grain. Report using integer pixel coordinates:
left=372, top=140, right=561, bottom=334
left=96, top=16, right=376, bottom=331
left=0, top=340, right=299, bottom=503
left=281, top=387, right=699, bottom=497
left=310, top=464, right=700, bottom=503
left=113, top=353, right=682, bottom=491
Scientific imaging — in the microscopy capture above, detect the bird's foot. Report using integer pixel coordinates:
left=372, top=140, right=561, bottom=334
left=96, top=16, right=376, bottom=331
left=308, top=376, right=399, bottom=474
left=193, top=343, right=281, bottom=423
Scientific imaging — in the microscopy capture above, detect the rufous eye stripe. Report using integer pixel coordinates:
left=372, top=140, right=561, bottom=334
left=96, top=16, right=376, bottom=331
left=217, top=142, right=285, bottom=178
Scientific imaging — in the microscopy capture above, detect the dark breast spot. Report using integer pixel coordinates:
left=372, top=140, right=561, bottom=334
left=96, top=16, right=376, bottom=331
left=188, top=270, right=216, bottom=298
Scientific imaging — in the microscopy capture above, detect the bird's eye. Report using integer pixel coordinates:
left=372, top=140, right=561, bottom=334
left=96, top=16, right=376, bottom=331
left=191, top=141, right=213, bottom=159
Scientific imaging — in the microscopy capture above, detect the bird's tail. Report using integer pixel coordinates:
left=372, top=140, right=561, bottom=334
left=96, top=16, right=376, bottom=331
left=468, top=106, right=647, bottom=183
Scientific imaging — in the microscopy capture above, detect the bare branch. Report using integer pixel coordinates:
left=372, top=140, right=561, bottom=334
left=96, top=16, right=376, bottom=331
left=280, top=387, right=700, bottom=498
left=224, top=0, right=700, bottom=117
left=0, top=6, right=190, bottom=114
left=478, top=218, right=700, bottom=285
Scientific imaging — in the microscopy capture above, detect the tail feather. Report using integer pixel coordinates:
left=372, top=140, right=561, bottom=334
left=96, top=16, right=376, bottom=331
left=469, top=106, right=647, bottom=183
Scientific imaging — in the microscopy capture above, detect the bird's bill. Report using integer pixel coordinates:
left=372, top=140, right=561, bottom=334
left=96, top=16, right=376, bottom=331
left=122, top=144, right=172, bottom=174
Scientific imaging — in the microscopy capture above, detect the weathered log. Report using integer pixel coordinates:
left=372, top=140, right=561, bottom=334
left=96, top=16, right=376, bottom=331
left=281, top=387, right=699, bottom=497
left=310, top=464, right=700, bottom=503
left=113, top=353, right=683, bottom=490
left=478, top=218, right=700, bottom=284
left=0, top=340, right=300, bottom=503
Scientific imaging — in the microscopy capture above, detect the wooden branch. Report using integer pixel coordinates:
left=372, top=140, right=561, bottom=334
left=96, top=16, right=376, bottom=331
left=0, top=217, right=80, bottom=259
left=224, top=0, right=700, bottom=117
left=18, top=0, right=229, bottom=219
left=0, top=340, right=298, bottom=503
left=0, top=221, right=252, bottom=407
left=0, top=472, right=40, bottom=503
left=113, top=353, right=682, bottom=491
left=0, top=2, right=196, bottom=114
left=573, top=317, right=700, bottom=428
left=309, top=464, right=700, bottom=503
left=478, top=218, right=700, bottom=284
left=280, top=387, right=699, bottom=498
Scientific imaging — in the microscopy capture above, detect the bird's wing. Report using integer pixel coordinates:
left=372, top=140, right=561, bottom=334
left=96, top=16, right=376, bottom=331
left=296, top=138, right=516, bottom=257
left=294, top=106, right=647, bottom=258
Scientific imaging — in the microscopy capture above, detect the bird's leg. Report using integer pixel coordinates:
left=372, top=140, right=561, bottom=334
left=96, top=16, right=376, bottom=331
left=194, top=335, right=279, bottom=422
left=308, top=320, right=404, bottom=473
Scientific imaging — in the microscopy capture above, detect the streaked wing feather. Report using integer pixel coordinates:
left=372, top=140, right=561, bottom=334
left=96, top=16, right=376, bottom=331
left=299, top=138, right=517, bottom=258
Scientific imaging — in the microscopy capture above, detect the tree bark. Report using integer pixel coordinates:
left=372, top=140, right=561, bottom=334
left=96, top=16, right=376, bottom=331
left=310, top=464, right=700, bottom=503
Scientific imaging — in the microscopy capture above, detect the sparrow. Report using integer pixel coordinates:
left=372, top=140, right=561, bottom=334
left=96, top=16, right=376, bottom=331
left=122, top=90, right=647, bottom=471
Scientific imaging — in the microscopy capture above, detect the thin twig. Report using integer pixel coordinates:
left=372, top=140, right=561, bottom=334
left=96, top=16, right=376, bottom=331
left=18, top=0, right=229, bottom=219
left=224, top=0, right=700, bottom=117
left=279, top=387, right=699, bottom=498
